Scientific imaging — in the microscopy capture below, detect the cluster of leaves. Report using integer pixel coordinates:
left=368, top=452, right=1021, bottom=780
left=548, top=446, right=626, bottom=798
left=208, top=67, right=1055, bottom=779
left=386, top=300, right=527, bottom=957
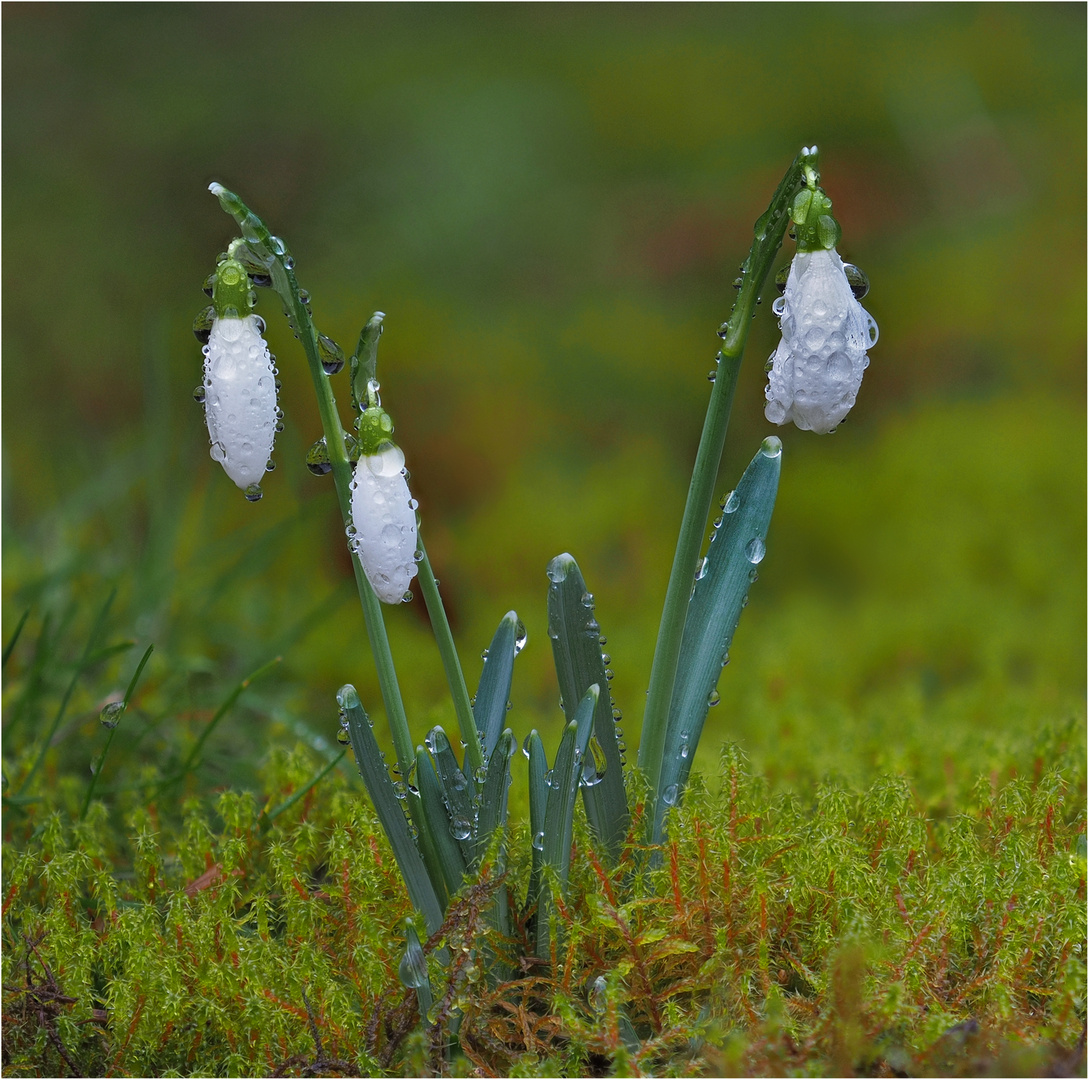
left=4, top=725, right=1084, bottom=1077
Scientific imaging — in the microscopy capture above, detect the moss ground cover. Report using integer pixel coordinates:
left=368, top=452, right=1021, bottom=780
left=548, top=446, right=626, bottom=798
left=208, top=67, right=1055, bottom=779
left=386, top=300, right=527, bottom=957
left=3, top=5, right=1085, bottom=1075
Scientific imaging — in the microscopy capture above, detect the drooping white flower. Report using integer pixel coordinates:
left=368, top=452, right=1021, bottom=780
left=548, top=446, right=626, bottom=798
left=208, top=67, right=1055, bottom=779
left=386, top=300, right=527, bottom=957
left=202, top=313, right=278, bottom=497
left=349, top=442, right=419, bottom=603
left=764, top=248, right=878, bottom=434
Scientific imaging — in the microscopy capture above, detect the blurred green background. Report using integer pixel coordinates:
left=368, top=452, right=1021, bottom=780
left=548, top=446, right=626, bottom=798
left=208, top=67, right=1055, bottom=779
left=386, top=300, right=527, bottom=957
left=3, top=4, right=1084, bottom=798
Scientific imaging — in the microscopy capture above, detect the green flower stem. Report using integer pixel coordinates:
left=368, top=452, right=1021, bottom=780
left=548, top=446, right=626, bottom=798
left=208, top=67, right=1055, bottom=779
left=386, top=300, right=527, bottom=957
left=210, top=185, right=416, bottom=782
left=415, top=536, right=484, bottom=776
left=637, top=148, right=815, bottom=802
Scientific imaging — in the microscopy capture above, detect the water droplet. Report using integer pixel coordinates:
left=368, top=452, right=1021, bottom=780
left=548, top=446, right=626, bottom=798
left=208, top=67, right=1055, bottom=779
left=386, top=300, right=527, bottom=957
left=760, top=436, right=782, bottom=459
left=663, top=784, right=679, bottom=807
left=99, top=701, right=125, bottom=728
left=522, top=734, right=533, bottom=759
left=393, top=780, right=408, bottom=799
left=598, top=635, right=608, bottom=647
left=306, top=437, right=331, bottom=475
left=723, top=490, right=740, bottom=514
left=745, top=537, right=766, bottom=564
left=474, top=766, right=488, bottom=784
left=532, top=831, right=545, bottom=851
left=707, top=689, right=721, bottom=707
left=398, top=948, right=428, bottom=990
left=604, top=668, right=614, bottom=681
left=481, top=648, right=490, bottom=660
left=243, top=484, right=263, bottom=502
left=772, top=295, right=787, bottom=317
left=317, top=333, right=345, bottom=376
left=581, top=735, right=608, bottom=787
left=721, top=651, right=730, bottom=667
left=707, top=370, right=717, bottom=382
left=514, top=619, right=528, bottom=655
left=616, top=740, right=627, bottom=753
left=695, top=556, right=708, bottom=581
left=590, top=975, right=607, bottom=1013
left=842, top=262, right=869, bottom=300
left=679, top=731, right=690, bottom=759
left=611, top=707, right=622, bottom=721
left=581, top=591, right=594, bottom=608
left=749, top=567, right=759, bottom=583
left=192, top=384, right=206, bottom=404
left=336, top=728, right=351, bottom=745
left=450, top=817, right=472, bottom=841
left=544, top=769, right=554, bottom=788
left=601, top=652, right=611, bottom=666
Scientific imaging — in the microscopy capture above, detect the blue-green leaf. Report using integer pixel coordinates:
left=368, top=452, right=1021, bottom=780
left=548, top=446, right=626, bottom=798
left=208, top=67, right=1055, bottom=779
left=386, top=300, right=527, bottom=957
left=472, top=611, right=520, bottom=763
left=546, top=554, right=629, bottom=861
left=425, top=725, right=476, bottom=865
left=338, top=685, right=444, bottom=934
left=415, top=746, right=467, bottom=900
left=525, top=729, right=547, bottom=916
left=536, top=683, right=599, bottom=958
left=652, top=438, right=781, bottom=844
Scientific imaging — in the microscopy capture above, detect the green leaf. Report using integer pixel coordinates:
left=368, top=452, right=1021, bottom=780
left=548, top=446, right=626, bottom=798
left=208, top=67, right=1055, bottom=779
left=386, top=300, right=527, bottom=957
left=398, top=920, right=434, bottom=1025
left=525, top=729, right=547, bottom=917
left=476, top=729, right=515, bottom=867
left=652, top=438, right=782, bottom=845
left=415, top=746, right=467, bottom=901
left=426, top=725, right=476, bottom=866
left=476, top=729, right=515, bottom=969
left=338, top=684, right=444, bottom=935
left=536, top=683, right=599, bottom=958
left=473, top=611, right=520, bottom=762
left=546, top=554, right=629, bottom=861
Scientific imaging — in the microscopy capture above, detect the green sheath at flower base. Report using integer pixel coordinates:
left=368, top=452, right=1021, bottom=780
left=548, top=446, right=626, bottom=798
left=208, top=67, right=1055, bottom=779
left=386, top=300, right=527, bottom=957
left=790, top=157, right=841, bottom=252
left=211, top=257, right=254, bottom=318
left=356, top=405, right=396, bottom=456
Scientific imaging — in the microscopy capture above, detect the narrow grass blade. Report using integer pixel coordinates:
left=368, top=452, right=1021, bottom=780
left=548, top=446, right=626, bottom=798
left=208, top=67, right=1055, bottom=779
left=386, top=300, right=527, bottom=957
left=177, top=656, right=282, bottom=780
left=259, top=748, right=347, bottom=832
left=546, top=554, right=629, bottom=861
left=426, top=725, right=476, bottom=866
left=17, top=587, right=117, bottom=795
left=80, top=643, right=154, bottom=820
left=652, top=438, right=782, bottom=845
left=416, top=747, right=467, bottom=900
left=3, top=608, right=30, bottom=668
left=472, top=612, right=520, bottom=763
left=339, top=685, right=444, bottom=935
left=536, top=684, right=599, bottom=958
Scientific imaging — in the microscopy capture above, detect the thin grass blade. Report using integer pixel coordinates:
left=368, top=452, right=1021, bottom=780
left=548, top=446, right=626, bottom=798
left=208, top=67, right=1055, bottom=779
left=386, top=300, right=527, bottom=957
left=398, top=921, right=434, bottom=1025
left=339, top=684, right=444, bottom=934
left=546, top=554, right=628, bottom=861
left=652, top=438, right=782, bottom=844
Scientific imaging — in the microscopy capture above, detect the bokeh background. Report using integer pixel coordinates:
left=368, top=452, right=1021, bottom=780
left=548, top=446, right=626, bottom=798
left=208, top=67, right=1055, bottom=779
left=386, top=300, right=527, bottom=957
left=3, top=4, right=1085, bottom=798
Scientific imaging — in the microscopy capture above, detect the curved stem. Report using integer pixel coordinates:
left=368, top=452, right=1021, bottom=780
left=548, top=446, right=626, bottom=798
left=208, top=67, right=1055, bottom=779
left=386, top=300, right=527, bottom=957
left=415, top=536, right=483, bottom=775
left=637, top=148, right=815, bottom=804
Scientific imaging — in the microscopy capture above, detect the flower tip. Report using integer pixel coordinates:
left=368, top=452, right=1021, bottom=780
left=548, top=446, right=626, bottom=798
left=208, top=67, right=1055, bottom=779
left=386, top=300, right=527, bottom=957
left=208, top=181, right=225, bottom=196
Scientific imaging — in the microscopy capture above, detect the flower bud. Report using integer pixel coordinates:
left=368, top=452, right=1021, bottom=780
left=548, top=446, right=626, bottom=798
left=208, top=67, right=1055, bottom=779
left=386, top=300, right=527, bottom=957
left=764, top=248, right=877, bottom=434
left=202, top=312, right=278, bottom=496
left=349, top=442, right=419, bottom=603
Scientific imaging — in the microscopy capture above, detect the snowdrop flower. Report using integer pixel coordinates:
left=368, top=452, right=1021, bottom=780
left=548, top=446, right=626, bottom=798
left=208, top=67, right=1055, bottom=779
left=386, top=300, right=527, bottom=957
left=764, top=168, right=877, bottom=434
left=349, top=401, right=419, bottom=604
left=198, top=256, right=278, bottom=500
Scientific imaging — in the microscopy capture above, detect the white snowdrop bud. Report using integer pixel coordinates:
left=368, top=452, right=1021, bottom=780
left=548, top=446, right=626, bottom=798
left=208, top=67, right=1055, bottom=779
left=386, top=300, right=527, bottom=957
left=202, top=313, right=278, bottom=497
left=349, top=442, right=419, bottom=604
left=764, top=248, right=878, bottom=435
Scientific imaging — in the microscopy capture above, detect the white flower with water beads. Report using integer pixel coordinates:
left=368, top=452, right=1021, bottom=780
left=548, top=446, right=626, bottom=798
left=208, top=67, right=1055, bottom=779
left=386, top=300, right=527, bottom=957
left=764, top=248, right=877, bottom=435
left=763, top=164, right=878, bottom=435
left=199, top=257, right=278, bottom=500
left=349, top=403, right=418, bottom=604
